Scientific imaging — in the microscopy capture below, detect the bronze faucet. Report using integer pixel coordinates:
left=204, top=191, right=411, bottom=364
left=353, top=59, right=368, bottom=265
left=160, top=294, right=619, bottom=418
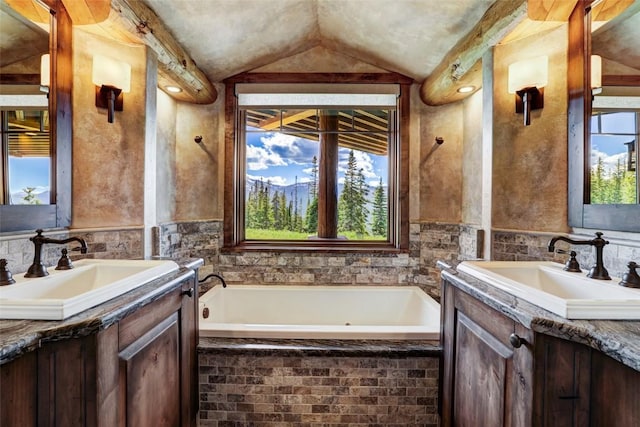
left=198, top=273, right=227, bottom=288
left=548, top=232, right=610, bottom=280
left=25, top=229, right=88, bottom=278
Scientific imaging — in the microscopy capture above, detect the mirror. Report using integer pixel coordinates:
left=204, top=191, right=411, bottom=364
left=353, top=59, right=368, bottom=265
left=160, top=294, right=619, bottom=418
left=567, top=1, right=640, bottom=232
left=0, top=0, right=72, bottom=232
left=0, top=0, right=51, bottom=206
left=590, top=5, right=640, bottom=205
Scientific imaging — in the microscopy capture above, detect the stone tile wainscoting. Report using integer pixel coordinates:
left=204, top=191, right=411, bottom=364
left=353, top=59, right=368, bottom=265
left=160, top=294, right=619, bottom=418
left=492, top=229, right=640, bottom=279
left=0, top=228, right=144, bottom=274
left=198, top=345, right=440, bottom=427
left=154, top=220, right=483, bottom=297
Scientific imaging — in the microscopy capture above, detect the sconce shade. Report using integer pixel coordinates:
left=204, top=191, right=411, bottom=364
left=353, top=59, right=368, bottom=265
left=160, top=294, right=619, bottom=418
left=591, top=55, right=602, bottom=89
left=40, top=54, right=50, bottom=87
left=508, top=56, right=548, bottom=93
left=92, top=54, right=131, bottom=93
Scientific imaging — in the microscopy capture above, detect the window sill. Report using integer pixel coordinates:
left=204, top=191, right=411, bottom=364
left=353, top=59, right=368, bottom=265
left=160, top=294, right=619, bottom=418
left=222, top=240, right=405, bottom=254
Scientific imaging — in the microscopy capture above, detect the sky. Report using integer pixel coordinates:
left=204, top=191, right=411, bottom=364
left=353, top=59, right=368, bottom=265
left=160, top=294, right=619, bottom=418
left=245, top=129, right=388, bottom=188
left=590, top=112, right=637, bottom=174
left=9, top=156, right=50, bottom=194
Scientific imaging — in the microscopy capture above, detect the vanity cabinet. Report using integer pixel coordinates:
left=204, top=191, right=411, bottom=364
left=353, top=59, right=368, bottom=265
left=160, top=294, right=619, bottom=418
left=0, top=274, right=198, bottom=426
left=441, top=277, right=640, bottom=427
left=441, top=279, right=534, bottom=427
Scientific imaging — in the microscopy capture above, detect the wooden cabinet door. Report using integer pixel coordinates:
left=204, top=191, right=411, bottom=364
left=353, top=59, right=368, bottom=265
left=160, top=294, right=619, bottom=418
left=442, top=282, right=533, bottom=427
left=590, top=346, right=640, bottom=426
left=117, top=286, right=190, bottom=427
left=119, top=313, right=181, bottom=427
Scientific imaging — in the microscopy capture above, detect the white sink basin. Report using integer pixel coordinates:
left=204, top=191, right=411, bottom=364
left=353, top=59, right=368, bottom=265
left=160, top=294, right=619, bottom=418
left=458, top=261, right=640, bottom=319
left=0, top=259, right=179, bottom=320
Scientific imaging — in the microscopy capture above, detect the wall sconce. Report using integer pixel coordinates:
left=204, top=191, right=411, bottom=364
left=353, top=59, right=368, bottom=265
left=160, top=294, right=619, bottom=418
left=508, top=55, right=548, bottom=126
left=591, top=55, right=602, bottom=95
left=92, top=54, right=131, bottom=123
left=40, top=54, right=49, bottom=94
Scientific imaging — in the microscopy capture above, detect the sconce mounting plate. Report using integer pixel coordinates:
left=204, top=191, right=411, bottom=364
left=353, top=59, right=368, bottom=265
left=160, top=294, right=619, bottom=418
left=95, top=86, right=124, bottom=111
left=515, top=87, right=544, bottom=113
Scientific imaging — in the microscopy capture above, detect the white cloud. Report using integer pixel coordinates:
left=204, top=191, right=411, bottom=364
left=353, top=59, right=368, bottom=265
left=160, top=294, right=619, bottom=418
left=246, top=144, right=287, bottom=170
left=591, top=148, right=629, bottom=176
left=338, top=148, right=378, bottom=179
left=247, top=174, right=288, bottom=186
left=260, top=133, right=317, bottom=165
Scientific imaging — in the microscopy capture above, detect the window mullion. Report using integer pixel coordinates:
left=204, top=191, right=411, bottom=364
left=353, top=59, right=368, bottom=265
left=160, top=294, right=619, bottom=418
left=317, top=110, right=339, bottom=238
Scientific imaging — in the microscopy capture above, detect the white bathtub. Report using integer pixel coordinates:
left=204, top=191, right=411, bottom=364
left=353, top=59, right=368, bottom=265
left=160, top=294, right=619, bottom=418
left=198, top=285, right=440, bottom=340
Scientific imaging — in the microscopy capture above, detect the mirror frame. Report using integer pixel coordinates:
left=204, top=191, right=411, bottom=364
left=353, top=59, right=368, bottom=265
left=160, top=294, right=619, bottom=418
left=0, top=0, right=71, bottom=233
left=567, top=2, right=640, bottom=233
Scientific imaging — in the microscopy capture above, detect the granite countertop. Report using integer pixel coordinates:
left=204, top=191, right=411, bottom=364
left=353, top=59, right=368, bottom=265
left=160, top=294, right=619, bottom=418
left=439, top=261, right=640, bottom=372
left=0, top=257, right=203, bottom=365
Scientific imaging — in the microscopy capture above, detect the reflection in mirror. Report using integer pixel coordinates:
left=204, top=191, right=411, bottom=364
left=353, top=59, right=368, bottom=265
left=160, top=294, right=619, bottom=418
left=0, top=0, right=50, bottom=206
left=590, top=5, right=640, bottom=205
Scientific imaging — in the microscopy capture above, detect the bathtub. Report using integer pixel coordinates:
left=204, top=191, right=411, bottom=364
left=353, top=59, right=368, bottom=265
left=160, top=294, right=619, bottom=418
left=198, top=285, right=440, bottom=340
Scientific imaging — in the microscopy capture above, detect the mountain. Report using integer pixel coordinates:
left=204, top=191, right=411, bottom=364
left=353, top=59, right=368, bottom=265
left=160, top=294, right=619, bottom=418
left=246, top=178, right=385, bottom=218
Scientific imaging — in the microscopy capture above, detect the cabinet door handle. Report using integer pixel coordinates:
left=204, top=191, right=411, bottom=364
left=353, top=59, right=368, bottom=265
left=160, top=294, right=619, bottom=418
left=181, top=287, right=194, bottom=298
left=509, top=333, right=524, bottom=348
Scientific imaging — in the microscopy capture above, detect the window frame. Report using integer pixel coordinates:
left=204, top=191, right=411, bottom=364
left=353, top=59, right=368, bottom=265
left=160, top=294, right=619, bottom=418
left=223, top=73, right=412, bottom=252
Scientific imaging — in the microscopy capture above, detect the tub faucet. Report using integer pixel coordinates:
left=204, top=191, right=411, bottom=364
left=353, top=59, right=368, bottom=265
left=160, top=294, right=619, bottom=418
left=548, top=232, right=610, bottom=280
left=198, top=273, right=227, bottom=288
left=25, top=229, right=88, bottom=278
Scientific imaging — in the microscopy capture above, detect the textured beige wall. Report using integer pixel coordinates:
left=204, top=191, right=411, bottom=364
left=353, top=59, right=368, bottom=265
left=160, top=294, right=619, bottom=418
left=492, top=25, right=569, bottom=232
left=418, top=101, right=463, bottom=222
left=156, top=89, right=177, bottom=222
left=68, top=41, right=471, bottom=229
left=462, top=90, right=483, bottom=226
left=174, top=99, right=223, bottom=221
left=72, top=31, right=148, bottom=228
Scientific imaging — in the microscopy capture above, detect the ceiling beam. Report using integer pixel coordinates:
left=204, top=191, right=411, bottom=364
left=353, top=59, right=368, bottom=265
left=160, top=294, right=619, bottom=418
left=419, top=0, right=527, bottom=106
left=103, top=0, right=217, bottom=104
left=258, top=109, right=317, bottom=130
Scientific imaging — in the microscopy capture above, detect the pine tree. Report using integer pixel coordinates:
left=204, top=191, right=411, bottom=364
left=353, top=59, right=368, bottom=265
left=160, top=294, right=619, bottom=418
left=309, top=155, right=318, bottom=198
left=22, top=187, right=41, bottom=205
left=245, top=180, right=260, bottom=228
left=271, top=190, right=282, bottom=230
left=371, top=177, right=387, bottom=237
left=338, top=150, right=368, bottom=237
left=305, top=196, right=318, bottom=233
left=354, top=168, right=369, bottom=237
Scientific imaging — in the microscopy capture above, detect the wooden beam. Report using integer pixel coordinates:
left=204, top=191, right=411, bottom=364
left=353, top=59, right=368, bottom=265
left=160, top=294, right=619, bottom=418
left=602, top=75, right=640, bottom=86
left=258, top=109, right=316, bottom=130
left=61, top=0, right=110, bottom=24
left=527, top=0, right=579, bottom=21
left=106, top=0, right=217, bottom=104
left=0, top=74, right=40, bottom=84
left=5, top=0, right=110, bottom=24
left=4, top=0, right=50, bottom=23
left=420, top=0, right=527, bottom=106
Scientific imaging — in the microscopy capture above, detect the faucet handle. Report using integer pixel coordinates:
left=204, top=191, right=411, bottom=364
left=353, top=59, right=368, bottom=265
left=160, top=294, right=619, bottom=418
left=619, top=262, right=640, bottom=288
left=556, top=249, right=582, bottom=273
left=0, top=259, right=16, bottom=286
left=55, top=249, right=74, bottom=270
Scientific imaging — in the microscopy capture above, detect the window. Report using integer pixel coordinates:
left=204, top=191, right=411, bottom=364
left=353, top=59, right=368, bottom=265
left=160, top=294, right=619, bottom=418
left=590, top=110, right=639, bottom=204
left=1, top=109, right=51, bottom=205
left=224, top=74, right=411, bottom=250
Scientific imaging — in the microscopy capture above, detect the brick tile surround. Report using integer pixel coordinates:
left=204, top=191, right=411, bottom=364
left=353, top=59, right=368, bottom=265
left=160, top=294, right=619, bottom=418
left=199, top=352, right=440, bottom=427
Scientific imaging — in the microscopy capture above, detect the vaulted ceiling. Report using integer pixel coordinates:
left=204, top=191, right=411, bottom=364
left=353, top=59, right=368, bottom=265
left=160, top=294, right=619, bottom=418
left=144, top=0, right=495, bottom=83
